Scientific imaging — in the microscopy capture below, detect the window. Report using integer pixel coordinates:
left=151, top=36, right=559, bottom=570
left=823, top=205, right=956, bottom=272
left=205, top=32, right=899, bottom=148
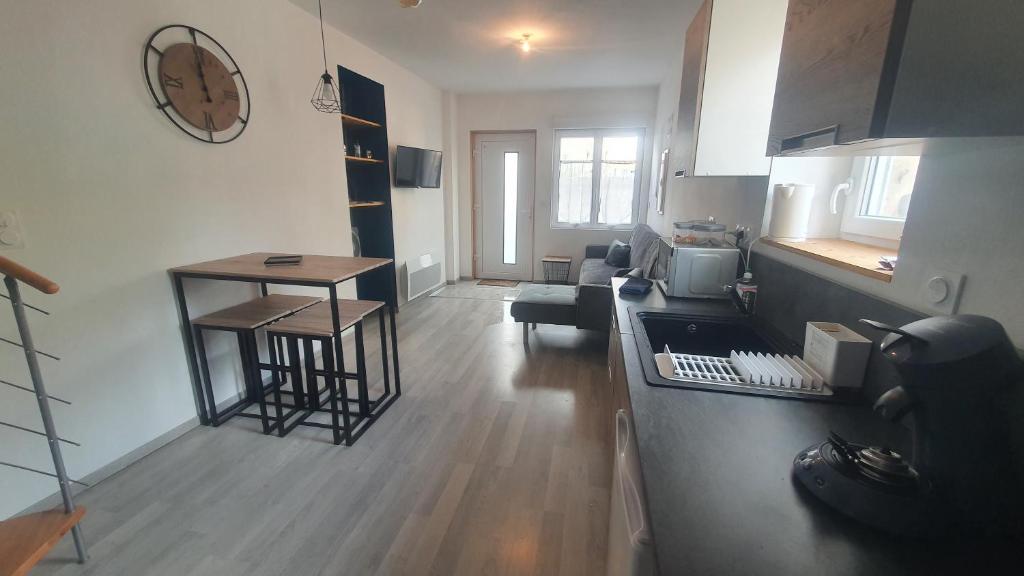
left=502, top=152, right=519, bottom=265
left=552, top=128, right=645, bottom=229
left=840, top=156, right=920, bottom=245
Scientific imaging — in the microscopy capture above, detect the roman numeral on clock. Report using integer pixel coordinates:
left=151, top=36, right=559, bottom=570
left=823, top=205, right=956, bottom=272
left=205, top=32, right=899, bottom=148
left=224, top=90, right=239, bottom=101
left=203, top=111, right=216, bottom=131
left=162, top=73, right=184, bottom=89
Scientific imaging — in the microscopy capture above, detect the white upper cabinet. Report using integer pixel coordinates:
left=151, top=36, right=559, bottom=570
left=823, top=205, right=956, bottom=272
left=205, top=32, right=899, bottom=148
left=674, top=0, right=789, bottom=177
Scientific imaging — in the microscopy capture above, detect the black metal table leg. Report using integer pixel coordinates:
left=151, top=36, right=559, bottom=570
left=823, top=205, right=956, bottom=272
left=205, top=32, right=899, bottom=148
left=271, top=336, right=286, bottom=435
left=247, top=332, right=270, bottom=435
left=379, top=308, right=391, bottom=396
left=321, top=337, right=342, bottom=445
left=285, top=337, right=303, bottom=436
left=194, top=327, right=219, bottom=426
left=354, top=321, right=370, bottom=418
left=389, top=304, right=401, bottom=396
left=335, top=330, right=352, bottom=445
left=174, top=274, right=209, bottom=425
left=303, top=339, right=318, bottom=409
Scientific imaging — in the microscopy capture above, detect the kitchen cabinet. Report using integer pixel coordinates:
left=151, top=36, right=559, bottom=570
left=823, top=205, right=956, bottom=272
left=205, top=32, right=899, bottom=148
left=767, top=0, right=1024, bottom=156
left=674, top=0, right=789, bottom=177
left=609, top=311, right=630, bottom=416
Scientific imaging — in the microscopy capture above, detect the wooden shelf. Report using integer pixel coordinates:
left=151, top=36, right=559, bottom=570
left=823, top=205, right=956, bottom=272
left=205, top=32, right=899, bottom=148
left=0, top=507, right=85, bottom=576
left=762, top=238, right=895, bottom=282
left=345, top=155, right=384, bottom=164
left=349, top=201, right=386, bottom=208
left=340, top=113, right=382, bottom=129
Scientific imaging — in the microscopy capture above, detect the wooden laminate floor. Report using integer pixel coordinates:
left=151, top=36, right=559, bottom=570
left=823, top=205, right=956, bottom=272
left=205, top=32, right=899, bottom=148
left=35, top=295, right=612, bottom=576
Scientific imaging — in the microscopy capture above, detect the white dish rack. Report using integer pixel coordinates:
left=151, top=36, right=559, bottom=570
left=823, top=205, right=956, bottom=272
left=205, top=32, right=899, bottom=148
left=654, top=346, right=832, bottom=396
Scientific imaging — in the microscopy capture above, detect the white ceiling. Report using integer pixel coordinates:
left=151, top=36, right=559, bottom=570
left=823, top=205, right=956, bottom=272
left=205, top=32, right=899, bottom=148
left=293, top=0, right=701, bottom=92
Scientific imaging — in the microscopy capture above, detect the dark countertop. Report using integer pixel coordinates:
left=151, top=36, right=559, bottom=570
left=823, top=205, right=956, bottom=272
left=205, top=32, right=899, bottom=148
left=610, top=279, right=1015, bottom=575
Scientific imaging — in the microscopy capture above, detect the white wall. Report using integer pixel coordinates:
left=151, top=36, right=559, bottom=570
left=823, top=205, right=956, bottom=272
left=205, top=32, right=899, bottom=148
left=645, top=46, right=769, bottom=238
left=455, top=87, right=659, bottom=281
left=0, top=0, right=443, bottom=518
left=757, top=141, right=1024, bottom=346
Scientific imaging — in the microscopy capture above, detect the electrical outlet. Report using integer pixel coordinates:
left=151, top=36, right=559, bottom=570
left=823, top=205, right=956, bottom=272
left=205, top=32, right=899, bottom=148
left=920, top=269, right=965, bottom=314
left=0, top=210, right=25, bottom=249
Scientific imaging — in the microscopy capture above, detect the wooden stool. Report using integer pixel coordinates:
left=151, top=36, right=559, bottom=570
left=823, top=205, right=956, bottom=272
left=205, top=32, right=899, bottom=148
left=264, top=299, right=399, bottom=445
left=191, top=295, right=321, bottom=430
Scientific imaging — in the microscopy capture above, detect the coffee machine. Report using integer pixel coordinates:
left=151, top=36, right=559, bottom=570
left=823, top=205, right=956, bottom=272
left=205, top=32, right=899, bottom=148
left=793, top=315, right=1023, bottom=536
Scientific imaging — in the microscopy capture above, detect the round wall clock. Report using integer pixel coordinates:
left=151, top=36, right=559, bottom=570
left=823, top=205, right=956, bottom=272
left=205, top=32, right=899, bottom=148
left=144, top=25, right=250, bottom=144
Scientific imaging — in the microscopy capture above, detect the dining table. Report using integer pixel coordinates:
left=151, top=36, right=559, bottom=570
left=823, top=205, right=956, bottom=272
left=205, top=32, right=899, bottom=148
left=168, top=252, right=397, bottom=425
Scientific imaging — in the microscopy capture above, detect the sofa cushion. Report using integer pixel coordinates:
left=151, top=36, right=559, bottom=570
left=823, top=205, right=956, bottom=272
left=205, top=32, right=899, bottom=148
left=604, top=239, right=631, bottom=267
left=579, top=258, right=619, bottom=286
left=510, top=284, right=577, bottom=326
left=628, top=223, right=662, bottom=276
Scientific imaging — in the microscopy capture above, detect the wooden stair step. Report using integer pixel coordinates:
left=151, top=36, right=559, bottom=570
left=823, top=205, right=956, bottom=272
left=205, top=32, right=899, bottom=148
left=0, top=507, right=85, bottom=576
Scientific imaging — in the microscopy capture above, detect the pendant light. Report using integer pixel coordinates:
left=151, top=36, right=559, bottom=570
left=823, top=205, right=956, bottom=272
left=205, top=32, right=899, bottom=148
left=311, top=0, right=342, bottom=113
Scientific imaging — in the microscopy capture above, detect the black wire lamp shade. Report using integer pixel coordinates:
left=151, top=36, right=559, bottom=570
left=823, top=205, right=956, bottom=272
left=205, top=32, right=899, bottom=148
left=311, top=72, right=341, bottom=113
left=311, top=0, right=342, bottom=114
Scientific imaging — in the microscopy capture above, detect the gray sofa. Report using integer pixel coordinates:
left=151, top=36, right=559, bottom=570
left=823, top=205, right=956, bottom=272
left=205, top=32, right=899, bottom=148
left=576, top=223, right=661, bottom=331
left=511, top=224, right=662, bottom=334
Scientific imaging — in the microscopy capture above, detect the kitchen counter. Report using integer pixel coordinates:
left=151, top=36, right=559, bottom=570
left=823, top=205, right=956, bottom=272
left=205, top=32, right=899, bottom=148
left=610, top=278, right=1015, bottom=575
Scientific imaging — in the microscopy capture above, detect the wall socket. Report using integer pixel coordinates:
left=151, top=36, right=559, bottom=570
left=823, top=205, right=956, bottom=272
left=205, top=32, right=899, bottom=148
left=0, top=211, right=26, bottom=249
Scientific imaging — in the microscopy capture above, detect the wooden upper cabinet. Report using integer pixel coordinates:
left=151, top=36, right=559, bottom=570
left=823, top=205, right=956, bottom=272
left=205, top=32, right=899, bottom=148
left=675, top=0, right=711, bottom=178
left=673, top=0, right=788, bottom=177
left=768, top=0, right=1024, bottom=156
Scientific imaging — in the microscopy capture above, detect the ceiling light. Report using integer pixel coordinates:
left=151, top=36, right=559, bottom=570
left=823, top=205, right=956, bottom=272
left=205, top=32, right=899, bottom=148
left=399, top=0, right=422, bottom=7
left=520, top=34, right=532, bottom=53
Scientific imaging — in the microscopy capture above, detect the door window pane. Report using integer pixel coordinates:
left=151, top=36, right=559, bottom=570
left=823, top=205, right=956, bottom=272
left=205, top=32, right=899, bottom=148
left=598, top=136, right=639, bottom=225
left=557, top=137, right=594, bottom=224
left=861, top=156, right=919, bottom=220
left=503, top=152, right=519, bottom=265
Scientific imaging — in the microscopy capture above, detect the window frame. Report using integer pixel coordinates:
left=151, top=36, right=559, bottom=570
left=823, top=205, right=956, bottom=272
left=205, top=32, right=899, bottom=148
left=839, top=156, right=915, bottom=245
left=550, top=127, right=646, bottom=231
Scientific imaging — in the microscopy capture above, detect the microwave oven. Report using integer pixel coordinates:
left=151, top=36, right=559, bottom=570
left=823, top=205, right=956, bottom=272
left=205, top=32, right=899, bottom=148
left=654, top=237, right=741, bottom=299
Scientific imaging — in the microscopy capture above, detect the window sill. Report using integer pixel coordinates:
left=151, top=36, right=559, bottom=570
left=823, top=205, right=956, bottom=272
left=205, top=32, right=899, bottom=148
left=550, top=223, right=636, bottom=232
left=761, top=238, right=896, bottom=283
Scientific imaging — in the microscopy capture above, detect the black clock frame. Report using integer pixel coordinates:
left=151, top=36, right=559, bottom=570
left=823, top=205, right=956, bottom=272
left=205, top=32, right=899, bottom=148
left=143, top=24, right=251, bottom=144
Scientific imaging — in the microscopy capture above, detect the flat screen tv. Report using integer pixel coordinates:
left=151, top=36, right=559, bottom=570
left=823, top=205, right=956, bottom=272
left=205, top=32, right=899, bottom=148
left=395, top=145, right=442, bottom=188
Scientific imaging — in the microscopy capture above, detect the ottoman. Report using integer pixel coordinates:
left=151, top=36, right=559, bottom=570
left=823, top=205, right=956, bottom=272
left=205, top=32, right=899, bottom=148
left=510, top=284, right=577, bottom=341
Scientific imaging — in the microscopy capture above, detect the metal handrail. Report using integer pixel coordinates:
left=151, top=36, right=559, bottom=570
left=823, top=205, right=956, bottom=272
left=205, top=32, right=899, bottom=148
left=1, top=262, right=87, bottom=563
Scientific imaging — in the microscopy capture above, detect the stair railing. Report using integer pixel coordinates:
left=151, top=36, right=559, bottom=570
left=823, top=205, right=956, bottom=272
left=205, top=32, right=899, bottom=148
left=0, top=254, right=87, bottom=563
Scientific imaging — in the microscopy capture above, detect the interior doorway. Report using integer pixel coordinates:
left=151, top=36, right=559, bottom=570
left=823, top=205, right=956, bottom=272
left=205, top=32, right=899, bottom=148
left=472, top=131, right=536, bottom=281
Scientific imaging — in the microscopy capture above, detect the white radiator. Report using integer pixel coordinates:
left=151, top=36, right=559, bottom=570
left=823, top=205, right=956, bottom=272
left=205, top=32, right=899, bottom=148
left=406, top=254, right=443, bottom=301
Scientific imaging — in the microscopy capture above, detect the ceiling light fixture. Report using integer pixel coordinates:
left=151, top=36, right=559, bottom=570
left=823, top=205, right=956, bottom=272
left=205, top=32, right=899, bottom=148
left=520, top=34, right=532, bottom=53
left=311, top=0, right=342, bottom=114
left=399, top=0, right=422, bottom=7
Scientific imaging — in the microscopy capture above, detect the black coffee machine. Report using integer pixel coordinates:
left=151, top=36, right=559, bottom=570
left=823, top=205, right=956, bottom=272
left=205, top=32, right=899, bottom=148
left=793, top=315, right=1023, bottom=537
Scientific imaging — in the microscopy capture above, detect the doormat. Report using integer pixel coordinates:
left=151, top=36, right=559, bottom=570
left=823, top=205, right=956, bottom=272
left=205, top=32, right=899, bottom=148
left=477, top=279, right=520, bottom=288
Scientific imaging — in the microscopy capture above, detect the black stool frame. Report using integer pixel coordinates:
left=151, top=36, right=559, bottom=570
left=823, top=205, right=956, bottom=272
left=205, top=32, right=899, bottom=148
left=263, top=306, right=400, bottom=446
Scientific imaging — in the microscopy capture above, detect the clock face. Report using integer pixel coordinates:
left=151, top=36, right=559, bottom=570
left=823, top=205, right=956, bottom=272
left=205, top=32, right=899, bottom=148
left=158, top=44, right=240, bottom=133
left=144, top=25, right=250, bottom=143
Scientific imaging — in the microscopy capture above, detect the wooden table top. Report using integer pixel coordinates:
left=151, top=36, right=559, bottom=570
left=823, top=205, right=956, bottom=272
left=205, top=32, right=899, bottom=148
left=192, top=295, right=322, bottom=331
left=267, top=299, right=385, bottom=338
left=170, top=253, right=392, bottom=284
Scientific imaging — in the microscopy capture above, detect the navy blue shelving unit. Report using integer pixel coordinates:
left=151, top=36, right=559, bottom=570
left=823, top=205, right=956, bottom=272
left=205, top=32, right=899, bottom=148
left=338, top=65, right=397, bottom=307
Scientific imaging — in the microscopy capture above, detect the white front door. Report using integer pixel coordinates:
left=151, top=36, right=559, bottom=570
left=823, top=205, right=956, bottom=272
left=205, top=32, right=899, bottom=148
left=475, top=132, right=536, bottom=280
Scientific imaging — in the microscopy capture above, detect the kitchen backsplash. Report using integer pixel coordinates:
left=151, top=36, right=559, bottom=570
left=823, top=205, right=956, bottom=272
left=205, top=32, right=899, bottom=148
left=750, top=252, right=923, bottom=402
